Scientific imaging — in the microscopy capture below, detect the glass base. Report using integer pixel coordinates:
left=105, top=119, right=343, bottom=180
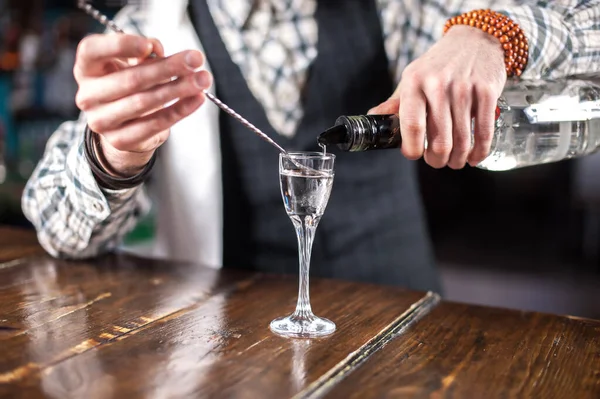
left=270, top=313, right=336, bottom=338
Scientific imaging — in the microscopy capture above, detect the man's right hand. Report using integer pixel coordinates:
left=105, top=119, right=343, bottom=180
left=74, top=34, right=212, bottom=177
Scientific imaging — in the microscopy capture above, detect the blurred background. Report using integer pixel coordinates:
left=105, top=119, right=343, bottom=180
left=1, top=1, right=598, bottom=318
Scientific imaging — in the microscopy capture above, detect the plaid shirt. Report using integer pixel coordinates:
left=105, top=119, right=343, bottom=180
left=22, top=0, right=600, bottom=259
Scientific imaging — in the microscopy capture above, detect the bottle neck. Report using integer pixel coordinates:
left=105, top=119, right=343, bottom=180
left=318, top=114, right=401, bottom=152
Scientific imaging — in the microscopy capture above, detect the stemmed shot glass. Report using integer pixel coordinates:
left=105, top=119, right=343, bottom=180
left=270, top=152, right=336, bottom=338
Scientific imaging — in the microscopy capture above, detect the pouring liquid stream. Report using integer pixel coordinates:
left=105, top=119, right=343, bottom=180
left=319, top=143, right=327, bottom=156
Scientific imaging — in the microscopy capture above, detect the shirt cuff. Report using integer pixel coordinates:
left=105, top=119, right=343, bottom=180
left=65, top=140, right=140, bottom=224
left=498, top=5, right=574, bottom=80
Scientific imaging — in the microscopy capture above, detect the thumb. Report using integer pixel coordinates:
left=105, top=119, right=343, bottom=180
left=368, top=97, right=400, bottom=115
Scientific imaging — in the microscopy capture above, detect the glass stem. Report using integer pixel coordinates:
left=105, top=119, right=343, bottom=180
left=291, top=215, right=319, bottom=319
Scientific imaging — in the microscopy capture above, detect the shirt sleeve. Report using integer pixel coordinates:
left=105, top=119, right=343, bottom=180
left=378, top=0, right=600, bottom=82
left=497, top=1, right=600, bottom=80
left=21, top=115, right=152, bottom=259
left=21, top=5, right=153, bottom=259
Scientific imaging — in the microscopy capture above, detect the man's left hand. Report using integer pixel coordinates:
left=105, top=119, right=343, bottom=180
left=370, top=25, right=507, bottom=169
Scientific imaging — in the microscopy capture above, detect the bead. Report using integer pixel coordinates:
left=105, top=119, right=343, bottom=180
left=444, top=9, right=528, bottom=78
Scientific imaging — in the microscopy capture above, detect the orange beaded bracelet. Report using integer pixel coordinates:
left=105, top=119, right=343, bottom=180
left=444, top=9, right=529, bottom=78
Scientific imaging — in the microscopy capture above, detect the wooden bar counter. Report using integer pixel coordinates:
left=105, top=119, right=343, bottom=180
left=0, top=226, right=598, bottom=398
left=0, top=227, right=45, bottom=263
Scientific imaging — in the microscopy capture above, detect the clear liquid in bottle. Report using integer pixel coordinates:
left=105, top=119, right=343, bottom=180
left=477, top=81, right=600, bottom=170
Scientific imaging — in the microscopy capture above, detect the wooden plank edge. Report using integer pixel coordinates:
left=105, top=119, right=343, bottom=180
left=293, top=291, right=442, bottom=399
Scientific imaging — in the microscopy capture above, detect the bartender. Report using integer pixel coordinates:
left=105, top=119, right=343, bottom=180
left=21, top=0, right=600, bottom=292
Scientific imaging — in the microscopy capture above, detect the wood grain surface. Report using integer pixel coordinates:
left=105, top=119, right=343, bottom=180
left=1, top=226, right=599, bottom=399
left=0, top=254, right=428, bottom=398
left=323, top=301, right=600, bottom=399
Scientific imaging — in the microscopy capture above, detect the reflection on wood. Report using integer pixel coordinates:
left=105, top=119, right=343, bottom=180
left=0, top=255, right=255, bottom=384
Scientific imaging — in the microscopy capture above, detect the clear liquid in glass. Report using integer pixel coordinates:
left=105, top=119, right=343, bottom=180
left=281, top=170, right=333, bottom=220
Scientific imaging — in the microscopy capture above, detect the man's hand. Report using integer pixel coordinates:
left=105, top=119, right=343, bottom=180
left=74, top=34, right=212, bottom=177
left=370, top=25, right=506, bottom=169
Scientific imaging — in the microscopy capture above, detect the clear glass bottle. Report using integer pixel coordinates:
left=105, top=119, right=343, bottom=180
left=318, top=79, right=600, bottom=171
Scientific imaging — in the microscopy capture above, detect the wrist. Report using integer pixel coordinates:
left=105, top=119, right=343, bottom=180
left=84, top=125, right=156, bottom=190
left=93, top=135, right=154, bottom=178
left=445, top=25, right=505, bottom=73
left=444, top=9, right=529, bottom=77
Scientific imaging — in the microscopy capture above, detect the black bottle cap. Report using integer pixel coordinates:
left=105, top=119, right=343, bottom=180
left=317, top=124, right=348, bottom=146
